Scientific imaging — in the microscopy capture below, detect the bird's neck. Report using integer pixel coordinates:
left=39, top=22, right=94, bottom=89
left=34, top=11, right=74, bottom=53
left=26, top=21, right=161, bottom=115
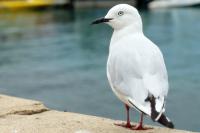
left=110, top=24, right=143, bottom=47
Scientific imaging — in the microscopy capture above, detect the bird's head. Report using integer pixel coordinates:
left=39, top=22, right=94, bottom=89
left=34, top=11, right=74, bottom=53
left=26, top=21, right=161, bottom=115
left=92, top=4, right=142, bottom=31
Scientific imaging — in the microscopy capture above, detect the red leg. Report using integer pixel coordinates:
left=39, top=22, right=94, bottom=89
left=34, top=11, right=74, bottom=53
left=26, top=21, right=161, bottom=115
left=114, top=104, right=134, bottom=128
left=133, top=113, right=152, bottom=130
left=125, top=104, right=132, bottom=128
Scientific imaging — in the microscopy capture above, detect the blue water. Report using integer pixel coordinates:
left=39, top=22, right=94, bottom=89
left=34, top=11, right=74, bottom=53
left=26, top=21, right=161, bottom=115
left=0, top=8, right=200, bottom=132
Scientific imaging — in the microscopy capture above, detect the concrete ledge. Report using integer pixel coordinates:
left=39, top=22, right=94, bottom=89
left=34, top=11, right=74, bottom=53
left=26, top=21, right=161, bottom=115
left=0, top=94, right=196, bottom=133
left=0, top=95, right=49, bottom=117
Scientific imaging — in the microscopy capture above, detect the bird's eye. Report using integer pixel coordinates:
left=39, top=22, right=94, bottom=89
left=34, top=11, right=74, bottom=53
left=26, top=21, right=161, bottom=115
left=118, top=11, right=124, bottom=16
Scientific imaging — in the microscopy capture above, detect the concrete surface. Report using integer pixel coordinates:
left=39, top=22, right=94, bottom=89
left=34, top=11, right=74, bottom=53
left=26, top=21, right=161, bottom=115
left=0, top=94, right=196, bottom=133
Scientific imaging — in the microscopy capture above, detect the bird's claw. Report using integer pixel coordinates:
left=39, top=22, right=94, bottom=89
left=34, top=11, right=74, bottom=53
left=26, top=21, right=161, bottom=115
left=114, top=122, right=135, bottom=129
left=133, top=123, right=153, bottom=130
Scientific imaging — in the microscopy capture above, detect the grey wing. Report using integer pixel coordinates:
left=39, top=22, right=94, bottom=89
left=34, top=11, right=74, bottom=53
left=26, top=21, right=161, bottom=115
left=107, top=38, right=169, bottom=116
left=143, top=42, right=169, bottom=98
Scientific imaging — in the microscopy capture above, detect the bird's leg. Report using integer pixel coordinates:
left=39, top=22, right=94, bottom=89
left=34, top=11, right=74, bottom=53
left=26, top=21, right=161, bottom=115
left=125, top=104, right=132, bottom=128
left=114, top=104, right=134, bottom=128
left=134, top=113, right=144, bottom=130
left=133, top=113, right=152, bottom=130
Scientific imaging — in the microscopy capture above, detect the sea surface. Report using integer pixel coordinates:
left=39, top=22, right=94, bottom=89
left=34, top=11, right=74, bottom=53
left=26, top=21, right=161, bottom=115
left=0, top=7, right=200, bottom=132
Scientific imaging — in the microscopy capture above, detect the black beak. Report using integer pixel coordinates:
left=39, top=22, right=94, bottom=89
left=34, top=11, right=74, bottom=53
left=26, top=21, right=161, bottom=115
left=91, top=17, right=112, bottom=25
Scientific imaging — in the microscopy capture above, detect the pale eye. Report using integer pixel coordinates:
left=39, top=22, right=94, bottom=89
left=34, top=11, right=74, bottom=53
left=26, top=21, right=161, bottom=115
left=118, top=11, right=124, bottom=16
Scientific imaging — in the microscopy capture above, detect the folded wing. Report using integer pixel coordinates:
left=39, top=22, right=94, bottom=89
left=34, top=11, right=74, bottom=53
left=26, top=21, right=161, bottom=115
left=107, top=35, right=169, bottom=117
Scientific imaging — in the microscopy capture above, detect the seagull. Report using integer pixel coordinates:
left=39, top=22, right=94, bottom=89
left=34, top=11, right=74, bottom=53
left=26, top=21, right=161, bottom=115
left=92, top=4, right=174, bottom=130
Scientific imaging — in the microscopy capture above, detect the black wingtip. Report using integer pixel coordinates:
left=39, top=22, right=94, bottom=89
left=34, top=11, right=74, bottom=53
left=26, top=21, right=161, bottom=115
left=167, top=121, right=174, bottom=129
left=157, top=114, right=174, bottom=129
left=145, top=94, right=175, bottom=129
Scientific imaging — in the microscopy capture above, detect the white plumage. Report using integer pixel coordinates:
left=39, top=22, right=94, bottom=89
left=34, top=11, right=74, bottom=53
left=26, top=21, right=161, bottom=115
left=107, top=30, right=168, bottom=116
left=106, top=4, right=168, bottom=117
left=92, top=4, right=174, bottom=129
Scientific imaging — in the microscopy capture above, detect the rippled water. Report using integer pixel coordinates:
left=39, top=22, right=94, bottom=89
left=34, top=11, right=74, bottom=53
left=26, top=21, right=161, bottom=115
left=0, top=8, right=200, bottom=131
